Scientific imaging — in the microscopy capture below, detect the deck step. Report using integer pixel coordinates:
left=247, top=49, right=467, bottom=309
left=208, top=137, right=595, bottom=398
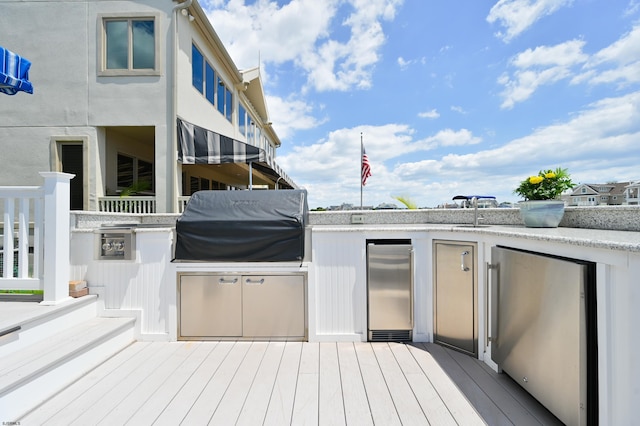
left=0, top=316, right=136, bottom=421
left=0, top=295, right=100, bottom=358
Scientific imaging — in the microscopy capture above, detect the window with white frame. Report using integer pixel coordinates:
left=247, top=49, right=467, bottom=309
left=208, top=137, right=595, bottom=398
left=100, top=15, right=159, bottom=75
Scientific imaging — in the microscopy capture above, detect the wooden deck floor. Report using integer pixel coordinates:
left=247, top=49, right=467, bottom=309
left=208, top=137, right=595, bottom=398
left=21, top=341, right=561, bottom=425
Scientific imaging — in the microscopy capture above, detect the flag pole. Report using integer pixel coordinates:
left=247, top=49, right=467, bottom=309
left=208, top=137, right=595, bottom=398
left=360, top=132, right=363, bottom=210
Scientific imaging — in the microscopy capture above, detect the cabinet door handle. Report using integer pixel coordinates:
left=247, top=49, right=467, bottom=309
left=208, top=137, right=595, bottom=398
left=461, top=251, right=470, bottom=272
left=245, top=278, right=265, bottom=285
left=218, top=278, right=238, bottom=284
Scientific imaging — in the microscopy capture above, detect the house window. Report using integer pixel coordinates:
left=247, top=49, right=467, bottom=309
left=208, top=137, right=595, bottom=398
left=205, top=62, right=215, bottom=105
left=217, top=75, right=233, bottom=122
left=581, top=188, right=587, bottom=194
left=117, top=154, right=153, bottom=192
left=192, top=43, right=220, bottom=108
left=192, top=44, right=204, bottom=92
left=100, top=15, right=159, bottom=75
left=238, top=104, right=247, bottom=137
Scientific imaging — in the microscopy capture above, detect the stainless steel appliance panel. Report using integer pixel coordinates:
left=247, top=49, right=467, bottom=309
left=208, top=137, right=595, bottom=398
left=491, top=247, right=587, bottom=426
left=179, top=274, right=242, bottom=337
left=242, top=275, right=305, bottom=338
left=433, top=241, right=477, bottom=356
left=367, top=243, right=413, bottom=339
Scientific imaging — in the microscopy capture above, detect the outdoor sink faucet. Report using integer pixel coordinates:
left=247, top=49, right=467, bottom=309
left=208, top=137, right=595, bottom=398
left=452, top=195, right=496, bottom=227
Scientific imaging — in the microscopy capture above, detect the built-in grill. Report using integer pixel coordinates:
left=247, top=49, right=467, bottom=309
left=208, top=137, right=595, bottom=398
left=174, top=189, right=308, bottom=262
left=174, top=190, right=309, bottom=341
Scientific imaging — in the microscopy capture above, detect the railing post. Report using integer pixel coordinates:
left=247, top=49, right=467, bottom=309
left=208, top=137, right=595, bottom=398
left=39, top=171, right=75, bottom=305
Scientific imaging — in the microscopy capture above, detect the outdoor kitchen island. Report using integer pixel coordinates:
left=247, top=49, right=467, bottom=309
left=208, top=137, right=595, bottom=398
left=68, top=206, right=640, bottom=425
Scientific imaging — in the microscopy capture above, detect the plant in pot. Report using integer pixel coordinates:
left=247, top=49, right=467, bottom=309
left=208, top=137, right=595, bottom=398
left=513, top=167, right=574, bottom=227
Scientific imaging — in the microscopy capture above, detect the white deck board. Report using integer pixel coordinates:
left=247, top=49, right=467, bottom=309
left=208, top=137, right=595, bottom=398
left=318, top=342, right=346, bottom=425
left=372, top=343, right=429, bottom=426
left=97, top=342, right=205, bottom=425
left=407, top=343, right=487, bottom=425
left=153, top=341, right=234, bottom=425
left=209, top=341, right=269, bottom=425
left=389, top=343, right=457, bottom=425
left=353, top=342, right=402, bottom=426
left=125, top=341, right=216, bottom=425
left=68, top=342, right=182, bottom=426
left=236, top=341, right=287, bottom=426
left=337, top=342, right=374, bottom=426
left=291, top=342, right=320, bottom=425
left=180, top=341, right=252, bottom=424
left=21, top=341, right=560, bottom=426
left=20, top=342, right=151, bottom=425
left=263, top=341, right=302, bottom=426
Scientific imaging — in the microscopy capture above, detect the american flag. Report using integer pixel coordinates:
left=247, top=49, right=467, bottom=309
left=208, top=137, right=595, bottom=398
left=361, top=144, right=372, bottom=186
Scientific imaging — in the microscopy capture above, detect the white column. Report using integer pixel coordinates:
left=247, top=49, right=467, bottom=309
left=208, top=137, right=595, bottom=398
left=39, top=171, right=75, bottom=305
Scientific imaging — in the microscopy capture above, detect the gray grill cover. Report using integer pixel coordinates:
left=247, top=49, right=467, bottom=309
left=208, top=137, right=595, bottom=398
left=174, top=190, right=308, bottom=262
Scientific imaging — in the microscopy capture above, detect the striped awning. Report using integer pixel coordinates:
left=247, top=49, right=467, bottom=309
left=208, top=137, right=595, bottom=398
left=0, top=46, right=33, bottom=95
left=177, top=118, right=266, bottom=165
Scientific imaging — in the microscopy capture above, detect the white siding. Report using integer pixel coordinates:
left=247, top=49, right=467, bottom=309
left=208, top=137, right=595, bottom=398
left=70, top=229, right=175, bottom=339
left=310, top=232, right=366, bottom=341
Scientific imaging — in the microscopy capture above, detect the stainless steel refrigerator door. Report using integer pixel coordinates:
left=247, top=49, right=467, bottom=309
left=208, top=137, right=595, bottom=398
left=242, top=275, right=305, bottom=338
left=433, top=241, right=477, bottom=356
left=491, top=247, right=586, bottom=426
left=367, top=244, right=413, bottom=331
left=179, top=274, right=242, bottom=337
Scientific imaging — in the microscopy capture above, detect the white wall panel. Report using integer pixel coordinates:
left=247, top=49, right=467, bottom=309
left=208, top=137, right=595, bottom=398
left=70, top=229, right=174, bottom=338
left=311, top=232, right=366, bottom=340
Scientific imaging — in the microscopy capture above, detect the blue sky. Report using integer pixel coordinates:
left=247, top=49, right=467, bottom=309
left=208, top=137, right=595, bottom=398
left=203, top=0, right=640, bottom=209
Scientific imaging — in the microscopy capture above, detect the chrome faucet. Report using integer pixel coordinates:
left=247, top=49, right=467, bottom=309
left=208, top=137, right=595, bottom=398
left=453, top=195, right=495, bottom=227
left=471, top=197, right=479, bottom=227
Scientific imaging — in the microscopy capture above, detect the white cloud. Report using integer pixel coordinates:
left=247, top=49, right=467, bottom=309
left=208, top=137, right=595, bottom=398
left=418, top=109, right=439, bottom=119
left=487, top=0, right=574, bottom=42
left=571, top=24, right=640, bottom=87
left=450, top=105, right=467, bottom=114
left=283, top=91, right=640, bottom=208
left=204, top=0, right=403, bottom=92
left=498, top=39, right=587, bottom=108
left=624, top=0, right=640, bottom=16
left=265, top=95, right=326, bottom=140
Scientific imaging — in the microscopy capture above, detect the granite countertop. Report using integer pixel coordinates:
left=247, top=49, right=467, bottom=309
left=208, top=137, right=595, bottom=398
left=311, top=224, right=640, bottom=253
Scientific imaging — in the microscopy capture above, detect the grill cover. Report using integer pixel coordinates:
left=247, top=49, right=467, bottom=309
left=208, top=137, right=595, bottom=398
left=174, top=190, right=308, bottom=262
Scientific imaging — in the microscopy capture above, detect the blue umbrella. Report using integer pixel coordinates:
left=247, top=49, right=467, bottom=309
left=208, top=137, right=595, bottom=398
left=0, top=46, right=33, bottom=95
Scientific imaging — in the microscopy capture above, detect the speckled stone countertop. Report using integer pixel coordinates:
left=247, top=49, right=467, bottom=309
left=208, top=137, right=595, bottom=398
left=310, top=223, right=640, bottom=253
left=70, top=206, right=640, bottom=252
left=309, top=207, right=640, bottom=253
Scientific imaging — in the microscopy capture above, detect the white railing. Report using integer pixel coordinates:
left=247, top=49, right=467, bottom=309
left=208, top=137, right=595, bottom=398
left=1, top=172, right=73, bottom=304
left=1, top=186, right=43, bottom=291
left=178, top=196, right=190, bottom=213
left=98, top=196, right=156, bottom=213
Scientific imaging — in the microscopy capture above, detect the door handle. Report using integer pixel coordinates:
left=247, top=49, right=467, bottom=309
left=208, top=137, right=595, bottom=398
left=218, top=277, right=238, bottom=284
left=461, top=251, right=470, bottom=271
left=245, top=278, right=265, bottom=285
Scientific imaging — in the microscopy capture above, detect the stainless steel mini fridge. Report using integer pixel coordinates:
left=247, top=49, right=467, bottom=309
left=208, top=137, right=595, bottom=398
left=367, top=240, right=413, bottom=342
left=491, top=246, right=598, bottom=426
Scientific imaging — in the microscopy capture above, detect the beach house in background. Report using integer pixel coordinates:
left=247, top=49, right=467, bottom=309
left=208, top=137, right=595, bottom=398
left=0, top=0, right=296, bottom=214
left=570, top=181, right=640, bottom=206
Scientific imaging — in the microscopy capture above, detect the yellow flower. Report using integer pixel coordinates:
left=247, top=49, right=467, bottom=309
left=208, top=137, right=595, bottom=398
left=529, top=176, right=544, bottom=184
left=545, top=172, right=556, bottom=179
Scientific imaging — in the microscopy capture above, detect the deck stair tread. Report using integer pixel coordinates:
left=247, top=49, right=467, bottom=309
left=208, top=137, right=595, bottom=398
left=0, top=316, right=135, bottom=396
left=0, top=295, right=98, bottom=334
